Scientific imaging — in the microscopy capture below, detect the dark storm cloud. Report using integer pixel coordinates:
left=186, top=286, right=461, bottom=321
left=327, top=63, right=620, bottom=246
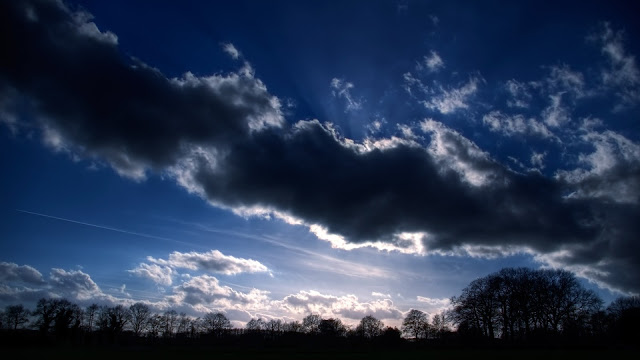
left=0, top=0, right=282, bottom=177
left=1, top=1, right=639, bottom=293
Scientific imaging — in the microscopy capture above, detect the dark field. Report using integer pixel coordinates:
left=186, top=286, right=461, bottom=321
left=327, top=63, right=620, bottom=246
left=4, top=346, right=639, bottom=360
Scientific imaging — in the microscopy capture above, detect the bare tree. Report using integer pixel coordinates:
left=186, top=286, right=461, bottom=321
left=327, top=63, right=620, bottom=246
left=85, top=304, right=99, bottom=332
left=4, top=305, right=30, bottom=330
left=284, top=320, right=303, bottom=333
left=203, top=312, right=231, bottom=336
left=33, top=298, right=58, bottom=333
left=246, top=318, right=266, bottom=332
left=98, top=305, right=131, bottom=334
left=302, top=314, right=322, bottom=334
left=129, top=302, right=151, bottom=336
left=177, top=312, right=190, bottom=335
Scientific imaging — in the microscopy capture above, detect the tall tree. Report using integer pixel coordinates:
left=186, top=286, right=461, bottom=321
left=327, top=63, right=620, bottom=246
left=85, top=304, right=99, bottom=332
left=402, top=309, right=429, bottom=339
left=302, top=314, right=322, bottom=334
left=4, top=305, right=30, bottom=330
left=356, top=315, right=384, bottom=338
left=203, top=312, right=231, bottom=336
left=129, top=302, right=151, bottom=336
left=451, top=267, right=603, bottom=340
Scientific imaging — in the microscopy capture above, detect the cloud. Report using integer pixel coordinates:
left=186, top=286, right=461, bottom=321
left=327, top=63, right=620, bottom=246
left=49, top=268, right=102, bottom=300
left=545, top=65, right=586, bottom=98
left=1, top=1, right=639, bottom=295
left=419, top=51, right=444, bottom=73
left=589, top=22, right=640, bottom=108
left=330, top=78, right=362, bottom=111
left=482, top=110, right=556, bottom=139
left=0, top=262, right=46, bottom=285
left=420, top=76, right=481, bottom=114
left=147, top=250, right=269, bottom=275
left=530, top=151, right=546, bottom=169
left=280, top=290, right=403, bottom=322
left=556, top=129, right=640, bottom=204
left=505, top=79, right=532, bottom=108
left=222, top=43, right=241, bottom=60
left=415, top=296, right=451, bottom=317
left=128, top=263, right=174, bottom=286
left=170, top=274, right=269, bottom=309
left=371, top=292, right=391, bottom=298
left=0, top=0, right=283, bottom=180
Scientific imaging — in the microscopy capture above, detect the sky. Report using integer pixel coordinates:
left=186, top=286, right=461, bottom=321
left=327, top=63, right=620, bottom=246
left=1, top=0, right=639, bottom=328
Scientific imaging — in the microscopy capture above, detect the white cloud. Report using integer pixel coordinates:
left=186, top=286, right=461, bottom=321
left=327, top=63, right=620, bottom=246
left=0, top=262, right=45, bottom=285
left=420, top=119, right=502, bottom=187
left=590, top=22, right=640, bottom=108
left=415, top=296, right=451, bottom=318
left=128, top=263, right=174, bottom=286
left=530, top=151, right=546, bottom=169
left=279, top=290, right=403, bottom=323
left=148, top=250, right=269, bottom=276
left=546, top=65, right=586, bottom=98
left=309, top=224, right=426, bottom=255
left=49, top=268, right=103, bottom=300
left=505, top=79, right=532, bottom=108
left=421, top=51, right=444, bottom=72
left=556, top=129, right=640, bottom=204
left=371, top=292, right=391, bottom=298
left=72, top=11, right=118, bottom=45
left=421, top=77, right=481, bottom=114
left=542, top=93, right=570, bottom=127
left=330, top=78, right=362, bottom=111
left=171, top=274, right=270, bottom=310
left=482, top=110, right=556, bottom=139
left=222, top=43, right=241, bottom=60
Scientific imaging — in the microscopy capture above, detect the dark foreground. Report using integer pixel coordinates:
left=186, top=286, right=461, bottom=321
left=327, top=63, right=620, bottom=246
left=4, top=345, right=639, bottom=360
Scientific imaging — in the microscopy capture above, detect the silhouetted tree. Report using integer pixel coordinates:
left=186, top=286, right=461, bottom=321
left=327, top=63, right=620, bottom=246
left=431, top=311, right=450, bottom=338
left=302, top=314, right=322, bottom=334
left=283, top=320, right=303, bottom=333
left=607, top=295, right=640, bottom=344
left=319, top=318, right=347, bottom=337
left=203, top=312, right=231, bottom=337
left=163, top=310, right=178, bottom=337
left=355, top=315, right=384, bottom=339
left=4, top=305, right=30, bottom=330
left=98, top=305, right=130, bottom=335
left=176, top=312, right=190, bottom=335
left=33, top=298, right=58, bottom=334
left=147, top=313, right=164, bottom=338
left=246, top=318, right=266, bottom=332
left=85, top=304, right=99, bottom=332
left=451, top=267, right=603, bottom=341
left=52, top=299, right=83, bottom=339
left=402, top=309, right=429, bottom=339
left=129, top=303, right=151, bottom=336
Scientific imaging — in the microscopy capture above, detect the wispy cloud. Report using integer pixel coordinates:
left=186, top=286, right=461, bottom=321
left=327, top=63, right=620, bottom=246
left=589, top=22, right=640, bottom=108
left=420, top=51, right=444, bottom=73
left=222, top=43, right=241, bottom=60
left=421, top=76, right=481, bottom=114
left=330, top=78, right=362, bottom=111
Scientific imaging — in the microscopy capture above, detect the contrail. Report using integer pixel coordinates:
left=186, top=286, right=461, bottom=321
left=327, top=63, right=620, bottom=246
left=16, top=209, right=182, bottom=244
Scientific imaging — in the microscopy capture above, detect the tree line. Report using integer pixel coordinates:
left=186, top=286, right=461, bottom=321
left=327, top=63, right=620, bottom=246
left=1, top=267, right=638, bottom=348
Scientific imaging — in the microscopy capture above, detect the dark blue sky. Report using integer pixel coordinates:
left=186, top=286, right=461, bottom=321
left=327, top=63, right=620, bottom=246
left=1, top=0, right=639, bottom=326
